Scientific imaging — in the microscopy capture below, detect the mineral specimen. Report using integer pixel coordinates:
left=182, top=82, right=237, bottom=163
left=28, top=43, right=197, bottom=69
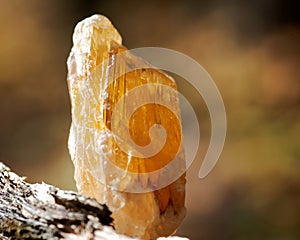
left=67, top=14, right=186, bottom=239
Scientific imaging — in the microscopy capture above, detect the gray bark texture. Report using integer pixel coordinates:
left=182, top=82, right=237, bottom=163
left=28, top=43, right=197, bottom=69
left=0, top=162, right=135, bottom=240
left=0, top=162, right=188, bottom=240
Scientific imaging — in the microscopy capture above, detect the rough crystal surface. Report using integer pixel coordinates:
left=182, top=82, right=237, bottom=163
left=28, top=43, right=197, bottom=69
left=67, top=14, right=186, bottom=239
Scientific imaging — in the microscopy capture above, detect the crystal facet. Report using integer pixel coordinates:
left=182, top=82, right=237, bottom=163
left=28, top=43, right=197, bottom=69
left=67, top=14, right=186, bottom=239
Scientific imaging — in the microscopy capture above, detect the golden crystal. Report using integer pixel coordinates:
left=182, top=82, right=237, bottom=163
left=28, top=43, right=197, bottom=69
left=67, top=14, right=186, bottom=239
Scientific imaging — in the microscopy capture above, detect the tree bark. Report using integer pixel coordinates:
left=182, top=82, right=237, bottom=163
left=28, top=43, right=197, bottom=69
left=0, top=163, right=188, bottom=240
left=0, top=162, right=134, bottom=240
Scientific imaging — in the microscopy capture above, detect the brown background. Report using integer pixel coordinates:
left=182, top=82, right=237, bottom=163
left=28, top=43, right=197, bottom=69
left=0, top=1, right=299, bottom=239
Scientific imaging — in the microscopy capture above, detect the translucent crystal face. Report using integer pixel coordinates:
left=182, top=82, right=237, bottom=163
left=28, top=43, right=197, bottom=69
left=67, top=14, right=186, bottom=239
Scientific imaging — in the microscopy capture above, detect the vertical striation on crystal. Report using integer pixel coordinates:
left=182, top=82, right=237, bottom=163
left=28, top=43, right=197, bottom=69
left=67, top=14, right=186, bottom=239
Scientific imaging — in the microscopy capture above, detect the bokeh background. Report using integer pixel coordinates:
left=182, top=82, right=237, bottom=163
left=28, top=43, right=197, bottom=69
left=0, top=0, right=299, bottom=239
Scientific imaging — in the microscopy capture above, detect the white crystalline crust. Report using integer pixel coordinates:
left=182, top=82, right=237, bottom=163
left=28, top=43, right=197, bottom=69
left=67, top=15, right=122, bottom=107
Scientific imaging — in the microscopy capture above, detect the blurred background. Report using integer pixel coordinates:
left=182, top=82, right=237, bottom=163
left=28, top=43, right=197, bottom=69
left=0, top=0, right=299, bottom=239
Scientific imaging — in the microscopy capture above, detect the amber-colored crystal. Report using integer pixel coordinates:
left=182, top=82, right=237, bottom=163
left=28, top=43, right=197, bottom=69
left=67, top=14, right=186, bottom=239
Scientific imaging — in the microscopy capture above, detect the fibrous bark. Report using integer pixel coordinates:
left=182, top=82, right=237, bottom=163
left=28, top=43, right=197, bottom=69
left=0, top=162, right=133, bottom=240
left=0, top=163, right=188, bottom=240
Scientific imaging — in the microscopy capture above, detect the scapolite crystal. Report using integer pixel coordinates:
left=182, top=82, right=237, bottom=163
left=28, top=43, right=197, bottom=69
left=67, top=14, right=186, bottom=239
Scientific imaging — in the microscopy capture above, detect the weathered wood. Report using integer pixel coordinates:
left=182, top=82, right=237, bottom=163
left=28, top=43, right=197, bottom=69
left=0, top=162, right=134, bottom=240
left=0, top=163, right=188, bottom=240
